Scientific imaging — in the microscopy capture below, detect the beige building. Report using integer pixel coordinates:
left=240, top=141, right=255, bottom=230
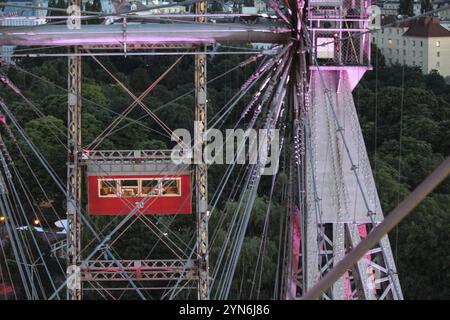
left=373, top=16, right=450, bottom=79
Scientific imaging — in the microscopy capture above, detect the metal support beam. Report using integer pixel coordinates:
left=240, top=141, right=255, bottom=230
left=66, top=0, right=82, bottom=300
left=301, top=156, right=450, bottom=300
left=331, top=223, right=345, bottom=299
left=195, top=1, right=209, bottom=301
left=81, top=259, right=196, bottom=282
left=0, top=24, right=290, bottom=46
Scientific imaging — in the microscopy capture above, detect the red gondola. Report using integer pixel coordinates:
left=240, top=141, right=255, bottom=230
left=84, top=150, right=191, bottom=215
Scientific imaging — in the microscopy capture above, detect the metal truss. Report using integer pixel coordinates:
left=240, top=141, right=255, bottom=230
left=307, top=0, right=371, bottom=67
left=0, top=23, right=290, bottom=47
left=80, top=149, right=178, bottom=163
left=82, top=43, right=195, bottom=51
left=301, top=222, right=400, bottom=300
left=302, top=69, right=403, bottom=300
left=195, top=1, right=209, bottom=301
left=82, top=259, right=196, bottom=283
left=61, top=10, right=206, bottom=299
left=66, top=25, right=82, bottom=299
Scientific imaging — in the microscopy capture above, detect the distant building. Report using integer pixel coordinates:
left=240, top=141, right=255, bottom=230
left=0, top=0, right=117, bottom=62
left=99, top=0, right=116, bottom=14
left=373, top=16, right=450, bottom=78
left=0, top=0, right=47, bottom=63
left=380, top=0, right=422, bottom=16
left=0, top=0, right=47, bottom=27
left=114, top=1, right=186, bottom=14
left=254, top=0, right=267, bottom=13
left=433, top=0, right=450, bottom=19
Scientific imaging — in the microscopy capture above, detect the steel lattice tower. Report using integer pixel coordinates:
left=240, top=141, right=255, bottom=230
left=66, top=0, right=82, bottom=299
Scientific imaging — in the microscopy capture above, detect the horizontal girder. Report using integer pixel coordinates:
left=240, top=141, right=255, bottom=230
left=80, top=149, right=175, bottom=163
left=0, top=23, right=291, bottom=46
left=82, top=259, right=196, bottom=282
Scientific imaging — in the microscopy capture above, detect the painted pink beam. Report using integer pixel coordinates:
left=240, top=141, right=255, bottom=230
left=0, top=23, right=291, bottom=46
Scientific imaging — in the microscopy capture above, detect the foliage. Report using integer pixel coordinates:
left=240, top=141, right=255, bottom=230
left=355, top=53, right=450, bottom=299
left=399, top=0, right=414, bottom=16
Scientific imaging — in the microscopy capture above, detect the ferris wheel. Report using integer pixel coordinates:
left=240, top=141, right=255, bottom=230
left=0, top=0, right=448, bottom=301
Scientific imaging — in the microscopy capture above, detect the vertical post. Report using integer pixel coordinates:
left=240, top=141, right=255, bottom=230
left=195, top=1, right=209, bottom=300
left=331, top=223, right=345, bottom=299
left=66, top=0, right=82, bottom=298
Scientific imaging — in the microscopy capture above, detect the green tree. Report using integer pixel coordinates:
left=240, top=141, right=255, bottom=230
left=21, top=116, right=66, bottom=206
left=420, top=0, right=433, bottom=13
left=47, top=0, right=67, bottom=18
left=210, top=1, right=223, bottom=12
left=399, top=0, right=414, bottom=16
left=396, top=194, right=450, bottom=299
left=47, top=0, right=57, bottom=16
left=85, top=0, right=102, bottom=24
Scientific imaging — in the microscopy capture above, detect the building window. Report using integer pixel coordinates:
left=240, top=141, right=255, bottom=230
left=437, top=51, right=440, bottom=57
left=98, top=178, right=182, bottom=198
left=419, top=51, right=423, bottom=57
left=120, top=180, right=139, bottom=197
left=389, top=58, right=392, bottom=64
left=413, top=40, right=416, bottom=47
left=389, top=28, right=392, bottom=34
left=436, top=41, right=440, bottom=47
left=99, top=180, right=118, bottom=197
left=437, top=62, right=440, bottom=67
left=161, top=179, right=181, bottom=196
left=397, top=39, right=400, bottom=45
left=413, top=50, right=415, bottom=57
left=403, top=39, right=406, bottom=46
left=388, top=38, right=393, bottom=44
left=141, top=179, right=160, bottom=196
left=403, top=49, right=406, bottom=56
left=397, top=29, right=400, bottom=35
left=381, top=38, right=384, bottom=44
left=420, top=41, right=423, bottom=47
left=396, top=49, right=399, bottom=55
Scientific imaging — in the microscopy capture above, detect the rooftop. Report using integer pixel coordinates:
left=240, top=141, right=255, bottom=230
left=403, top=16, right=450, bottom=37
left=381, top=14, right=413, bottom=28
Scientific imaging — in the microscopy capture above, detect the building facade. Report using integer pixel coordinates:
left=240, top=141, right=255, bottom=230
left=0, top=0, right=48, bottom=63
left=373, top=16, right=450, bottom=79
left=434, top=0, right=450, bottom=19
left=380, top=0, right=422, bottom=16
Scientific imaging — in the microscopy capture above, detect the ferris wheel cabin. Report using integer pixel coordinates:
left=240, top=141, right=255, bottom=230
left=82, top=150, right=192, bottom=216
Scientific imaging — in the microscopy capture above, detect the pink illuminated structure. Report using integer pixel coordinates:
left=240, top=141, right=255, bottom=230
left=297, top=0, right=402, bottom=301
